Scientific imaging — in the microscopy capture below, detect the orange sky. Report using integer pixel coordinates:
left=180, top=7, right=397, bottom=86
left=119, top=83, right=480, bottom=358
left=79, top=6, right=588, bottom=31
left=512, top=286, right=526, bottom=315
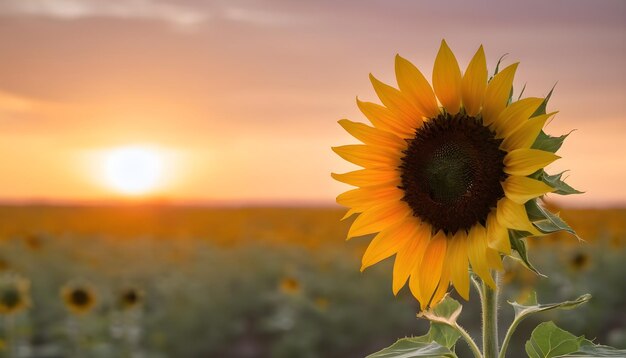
left=0, top=0, right=625, bottom=207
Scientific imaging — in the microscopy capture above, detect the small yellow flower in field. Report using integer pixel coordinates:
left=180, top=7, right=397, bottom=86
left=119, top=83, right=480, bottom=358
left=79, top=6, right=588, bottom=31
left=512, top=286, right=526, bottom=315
left=61, top=282, right=97, bottom=315
left=333, top=40, right=573, bottom=309
left=118, top=287, right=144, bottom=310
left=0, top=273, right=31, bottom=315
left=279, top=276, right=301, bottom=295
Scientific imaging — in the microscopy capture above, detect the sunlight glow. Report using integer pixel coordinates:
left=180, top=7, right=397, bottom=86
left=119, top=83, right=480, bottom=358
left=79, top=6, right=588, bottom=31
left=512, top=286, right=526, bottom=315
left=103, top=146, right=164, bottom=195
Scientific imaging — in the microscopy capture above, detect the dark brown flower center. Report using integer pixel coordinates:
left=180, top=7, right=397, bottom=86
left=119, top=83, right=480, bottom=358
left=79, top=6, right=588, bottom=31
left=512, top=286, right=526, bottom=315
left=1, top=287, right=21, bottom=308
left=399, top=112, right=507, bottom=234
left=71, top=289, right=90, bottom=306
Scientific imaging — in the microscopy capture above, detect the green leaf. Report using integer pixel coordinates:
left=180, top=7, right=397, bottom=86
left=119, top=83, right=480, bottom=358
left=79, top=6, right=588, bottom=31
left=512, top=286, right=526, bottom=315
left=541, top=171, right=583, bottom=195
left=525, top=324, right=626, bottom=357
left=525, top=200, right=580, bottom=239
left=366, top=337, right=457, bottom=358
left=417, top=297, right=462, bottom=349
left=531, top=130, right=570, bottom=153
left=368, top=297, right=465, bottom=357
left=525, top=321, right=584, bottom=358
left=562, top=339, right=626, bottom=357
left=508, top=229, right=543, bottom=275
left=509, top=294, right=591, bottom=320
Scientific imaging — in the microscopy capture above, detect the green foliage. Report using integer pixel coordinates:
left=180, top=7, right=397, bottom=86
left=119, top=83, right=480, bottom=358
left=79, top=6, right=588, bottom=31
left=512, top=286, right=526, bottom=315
left=508, top=229, right=543, bottom=275
left=510, top=294, right=591, bottom=320
left=532, top=131, right=570, bottom=154
left=532, top=85, right=555, bottom=117
left=418, top=297, right=462, bottom=349
left=365, top=338, right=456, bottom=358
left=566, top=340, right=626, bottom=357
left=539, top=170, right=583, bottom=195
left=525, top=321, right=584, bottom=358
left=525, top=200, right=579, bottom=239
left=368, top=297, right=463, bottom=357
left=525, top=322, right=626, bottom=358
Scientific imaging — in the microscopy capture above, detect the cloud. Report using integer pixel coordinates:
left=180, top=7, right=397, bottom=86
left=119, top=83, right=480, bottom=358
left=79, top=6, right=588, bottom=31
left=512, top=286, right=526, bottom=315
left=0, top=0, right=207, bottom=26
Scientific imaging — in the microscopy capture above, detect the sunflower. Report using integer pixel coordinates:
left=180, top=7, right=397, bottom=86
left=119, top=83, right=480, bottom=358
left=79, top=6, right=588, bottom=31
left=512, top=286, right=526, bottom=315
left=279, top=276, right=301, bottom=295
left=333, top=40, right=568, bottom=309
left=61, top=282, right=97, bottom=315
left=117, top=287, right=144, bottom=310
left=0, top=273, right=31, bottom=315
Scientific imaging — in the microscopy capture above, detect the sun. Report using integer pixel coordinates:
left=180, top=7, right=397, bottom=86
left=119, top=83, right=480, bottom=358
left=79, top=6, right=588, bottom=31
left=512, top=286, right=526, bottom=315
left=103, top=146, right=164, bottom=195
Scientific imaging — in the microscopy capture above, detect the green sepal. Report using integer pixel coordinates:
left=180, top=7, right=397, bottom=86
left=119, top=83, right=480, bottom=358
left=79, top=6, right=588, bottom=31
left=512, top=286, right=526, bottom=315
left=509, top=293, right=591, bottom=320
left=518, top=83, right=527, bottom=100
left=525, top=321, right=626, bottom=357
left=365, top=338, right=456, bottom=358
left=532, top=84, right=556, bottom=117
left=540, top=170, right=583, bottom=195
left=525, top=200, right=580, bottom=239
left=525, top=321, right=585, bottom=358
left=508, top=229, right=543, bottom=276
left=532, top=130, right=573, bottom=154
left=492, top=53, right=509, bottom=77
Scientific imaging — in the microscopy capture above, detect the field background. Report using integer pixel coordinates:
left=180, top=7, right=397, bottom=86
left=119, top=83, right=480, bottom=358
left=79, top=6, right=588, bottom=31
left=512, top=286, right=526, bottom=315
left=0, top=205, right=624, bottom=358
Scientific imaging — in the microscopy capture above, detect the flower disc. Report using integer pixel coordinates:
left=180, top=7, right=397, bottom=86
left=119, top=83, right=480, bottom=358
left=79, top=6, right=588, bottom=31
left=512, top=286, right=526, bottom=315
left=400, top=113, right=507, bottom=234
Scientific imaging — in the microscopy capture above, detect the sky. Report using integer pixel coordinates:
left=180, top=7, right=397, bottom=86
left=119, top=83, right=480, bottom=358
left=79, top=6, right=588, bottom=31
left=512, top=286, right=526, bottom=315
left=0, top=0, right=625, bottom=207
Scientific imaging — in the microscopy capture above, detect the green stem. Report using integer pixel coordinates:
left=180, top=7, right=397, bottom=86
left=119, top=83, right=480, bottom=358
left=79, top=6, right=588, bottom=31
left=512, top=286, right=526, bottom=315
left=481, top=272, right=499, bottom=358
left=453, top=321, right=483, bottom=358
left=498, top=315, right=523, bottom=358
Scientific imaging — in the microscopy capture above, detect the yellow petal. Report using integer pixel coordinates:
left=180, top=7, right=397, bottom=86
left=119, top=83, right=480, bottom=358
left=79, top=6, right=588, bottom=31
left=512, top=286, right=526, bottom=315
left=495, top=197, right=537, bottom=234
left=392, top=222, right=430, bottom=295
left=361, top=217, right=416, bottom=270
left=502, top=176, right=555, bottom=204
left=482, top=63, right=519, bottom=126
left=332, top=144, right=398, bottom=169
left=486, top=211, right=511, bottom=255
left=338, top=119, right=406, bottom=150
left=492, top=97, right=544, bottom=138
left=500, top=112, right=556, bottom=151
left=331, top=169, right=399, bottom=188
left=341, top=208, right=358, bottom=221
left=467, top=224, right=496, bottom=289
left=395, top=54, right=440, bottom=118
left=356, top=98, right=415, bottom=139
left=504, top=149, right=560, bottom=176
left=433, top=40, right=462, bottom=115
left=369, top=74, right=423, bottom=128
left=447, top=230, right=470, bottom=300
left=336, top=185, right=404, bottom=212
left=486, top=247, right=503, bottom=271
left=430, top=257, right=451, bottom=308
left=418, top=230, right=448, bottom=306
left=462, top=45, right=488, bottom=117
left=348, top=201, right=411, bottom=239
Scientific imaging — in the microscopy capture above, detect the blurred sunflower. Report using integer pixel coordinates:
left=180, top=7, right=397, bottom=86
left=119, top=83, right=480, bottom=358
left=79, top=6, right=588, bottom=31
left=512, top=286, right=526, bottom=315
left=61, top=282, right=97, bottom=315
left=0, top=273, right=31, bottom=315
left=117, top=287, right=144, bottom=310
left=568, top=251, right=591, bottom=272
left=279, top=276, right=301, bottom=295
left=333, top=40, right=569, bottom=309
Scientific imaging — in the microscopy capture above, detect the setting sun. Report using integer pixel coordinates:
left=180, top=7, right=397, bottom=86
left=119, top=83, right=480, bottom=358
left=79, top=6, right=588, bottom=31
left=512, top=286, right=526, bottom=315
left=103, top=146, right=164, bottom=195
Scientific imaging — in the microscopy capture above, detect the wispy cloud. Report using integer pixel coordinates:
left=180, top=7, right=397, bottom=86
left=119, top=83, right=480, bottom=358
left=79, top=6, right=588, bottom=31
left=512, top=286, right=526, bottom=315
left=0, top=0, right=207, bottom=26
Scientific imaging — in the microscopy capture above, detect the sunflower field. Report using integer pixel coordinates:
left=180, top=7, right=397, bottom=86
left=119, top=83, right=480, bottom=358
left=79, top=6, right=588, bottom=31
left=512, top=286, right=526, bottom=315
left=0, top=205, right=624, bottom=357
